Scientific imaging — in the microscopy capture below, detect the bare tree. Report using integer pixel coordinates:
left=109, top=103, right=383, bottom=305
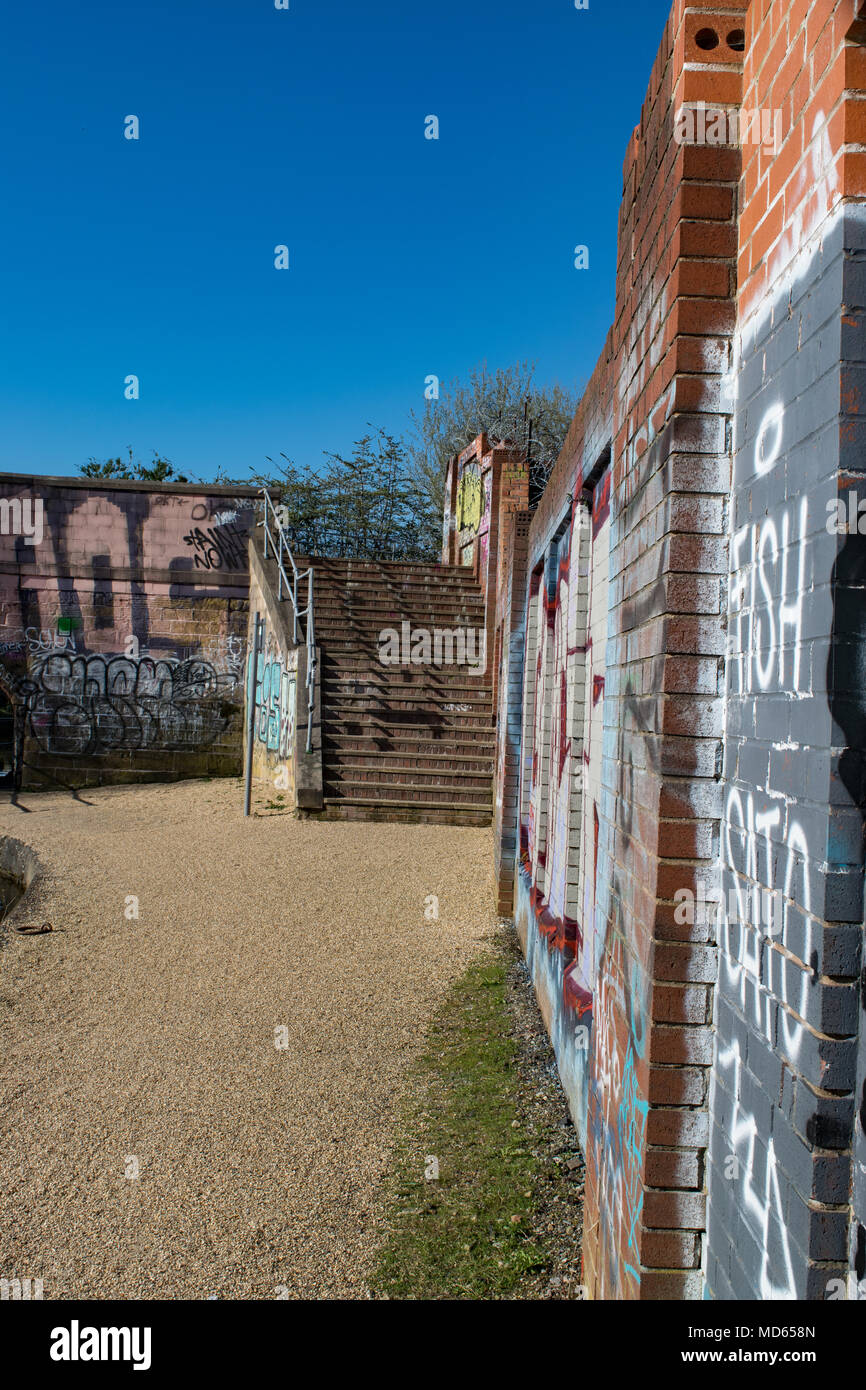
left=406, top=360, right=580, bottom=514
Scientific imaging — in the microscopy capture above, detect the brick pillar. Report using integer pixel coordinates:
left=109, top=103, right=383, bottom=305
left=493, top=509, right=532, bottom=916
left=441, top=455, right=458, bottom=566
left=582, top=0, right=743, bottom=1299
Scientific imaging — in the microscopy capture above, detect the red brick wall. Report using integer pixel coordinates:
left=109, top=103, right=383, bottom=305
left=482, top=0, right=866, bottom=1302
left=485, top=0, right=742, bottom=1299
left=592, top=0, right=743, bottom=1300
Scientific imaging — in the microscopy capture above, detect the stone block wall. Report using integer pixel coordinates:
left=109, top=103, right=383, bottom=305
left=0, top=475, right=258, bottom=788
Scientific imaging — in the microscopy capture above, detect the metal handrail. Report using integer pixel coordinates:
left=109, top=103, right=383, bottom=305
left=259, top=489, right=317, bottom=755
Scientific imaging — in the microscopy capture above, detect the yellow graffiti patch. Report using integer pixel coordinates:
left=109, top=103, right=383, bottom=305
left=456, top=466, right=483, bottom=534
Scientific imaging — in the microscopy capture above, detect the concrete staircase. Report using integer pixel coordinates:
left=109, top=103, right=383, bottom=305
left=303, top=557, right=493, bottom=825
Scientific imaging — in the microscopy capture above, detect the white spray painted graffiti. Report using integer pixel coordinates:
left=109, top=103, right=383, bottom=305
left=728, top=493, right=808, bottom=696
left=715, top=1039, right=798, bottom=1299
left=720, top=395, right=811, bottom=1292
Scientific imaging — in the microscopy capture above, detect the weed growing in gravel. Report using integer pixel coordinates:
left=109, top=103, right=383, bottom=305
left=372, top=946, right=556, bottom=1298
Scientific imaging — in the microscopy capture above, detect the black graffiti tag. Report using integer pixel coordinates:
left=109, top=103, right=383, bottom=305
left=26, top=652, right=238, bottom=756
left=182, top=524, right=246, bottom=571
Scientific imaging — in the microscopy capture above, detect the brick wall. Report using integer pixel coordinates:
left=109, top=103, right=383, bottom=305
left=482, top=0, right=866, bottom=1300
left=0, top=475, right=258, bottom=788
left=706, top=0, right=866, bottom=1301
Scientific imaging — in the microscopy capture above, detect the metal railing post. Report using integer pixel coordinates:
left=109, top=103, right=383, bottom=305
left=257, top=486, right=317, bottom=763
left=243, top=613, right=262, bottom=817
left=306, top=567, right=315, bottom=755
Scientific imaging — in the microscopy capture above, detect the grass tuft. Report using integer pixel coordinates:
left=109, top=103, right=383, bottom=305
left=372, top=948, right=553, bottom=1299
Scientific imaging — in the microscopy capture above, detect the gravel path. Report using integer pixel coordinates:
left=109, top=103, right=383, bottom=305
left=0, top=779, right=494, bottom=1300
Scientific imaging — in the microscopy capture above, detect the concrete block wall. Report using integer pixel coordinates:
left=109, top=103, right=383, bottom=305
left=0, top=476, right=258, bottom=787
left=483, top=0, right=866, bottom=1300
left=705, top=0, right=866, bottom=1302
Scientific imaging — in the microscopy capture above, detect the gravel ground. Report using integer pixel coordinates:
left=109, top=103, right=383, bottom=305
left=0, top=778, right=495, bottom=1300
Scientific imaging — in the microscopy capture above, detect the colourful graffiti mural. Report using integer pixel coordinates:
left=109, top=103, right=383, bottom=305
left=255, top=650, right=296, bottom=759
left=516, top=473, right=613, bottom=1161
left=456, top=462, right=483, bottom=535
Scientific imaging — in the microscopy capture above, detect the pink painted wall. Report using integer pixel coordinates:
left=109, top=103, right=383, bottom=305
left=0, top=475, right=259, bottom=788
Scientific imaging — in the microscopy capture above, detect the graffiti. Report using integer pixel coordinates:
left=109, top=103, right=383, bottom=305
left=715, top=1039, right=797, bottom=1299
left=591, top=967, right=650, bottom=1291
left=478, top=528, right=489, bottom=574
left=456, top=463, right=483, bottom=535
left=253, top=650, right=295, bottom=759
left=526, top=568, right=549, bottom=894
left=214, top=632, right=244, bottom=682
left=588, top=673, right=652, bottom=1300
left=711, top=389, right=815, bottom=1298
left=728, top=498, right=807, bottom=697
left=0, top=628, right=76, bottom=658
left=708, top=158, right=866, bottom=1293
left=544, top=510, right=588, bottom=948
left=584, top=435, right=663, bottom=1301
left=516, top=467, right=625, bottom=1269
left=25, top=652, right=238, bottom=756
left=24, top=627, right=77, bottom=655
left=182, top=523, right=246, bottom=571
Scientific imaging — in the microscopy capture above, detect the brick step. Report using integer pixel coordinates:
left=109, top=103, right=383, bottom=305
left=322, top=687, right=492, bottom=708
left=320, top=653, right=490, bottom=676
left=321, top=781, right=492, bottom=807
left=312, top=611, right=489, bottom=628
left=323, top=749, right=494, bottom=771
left=314, top=597, right=484, bottom=619
left=325, top=709, right=493, bottom=727
left=310, top=569, right=482, bottom=587
left=311, top=574, right=483, bottom=591
left=313, top=615, right=485, bottom=636
left=312, top=801, right=492, bottom=826
left=321, top=675, right=492, bottom=696
left=324, top=710, right=493, bottom=730
left=315, top=624, right=485, bottom=644
left=314, top=588, right=483, bottom=602
left=319, top=655, right=489, bottom=678
left=322, top=658, right=489, bottom=677
left=318, top=622, right=485, bottom=635
left=323, top=764, right=492, bottom=789
left=322, top=734, right=495, bottom=755
left=300, top=558, right=478, bottom=581
left=313, top=590, right=483, bottom=610
left=324, top=700, right=493, bottom=717
left=321, top=669, right=490, bottom=688
left=310, top=572, right=483, bottom=593
left=319, top=637, right=487, bottom=657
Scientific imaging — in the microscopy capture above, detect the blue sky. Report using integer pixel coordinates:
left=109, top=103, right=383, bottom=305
left=1, top=0, right=670, bottom=482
